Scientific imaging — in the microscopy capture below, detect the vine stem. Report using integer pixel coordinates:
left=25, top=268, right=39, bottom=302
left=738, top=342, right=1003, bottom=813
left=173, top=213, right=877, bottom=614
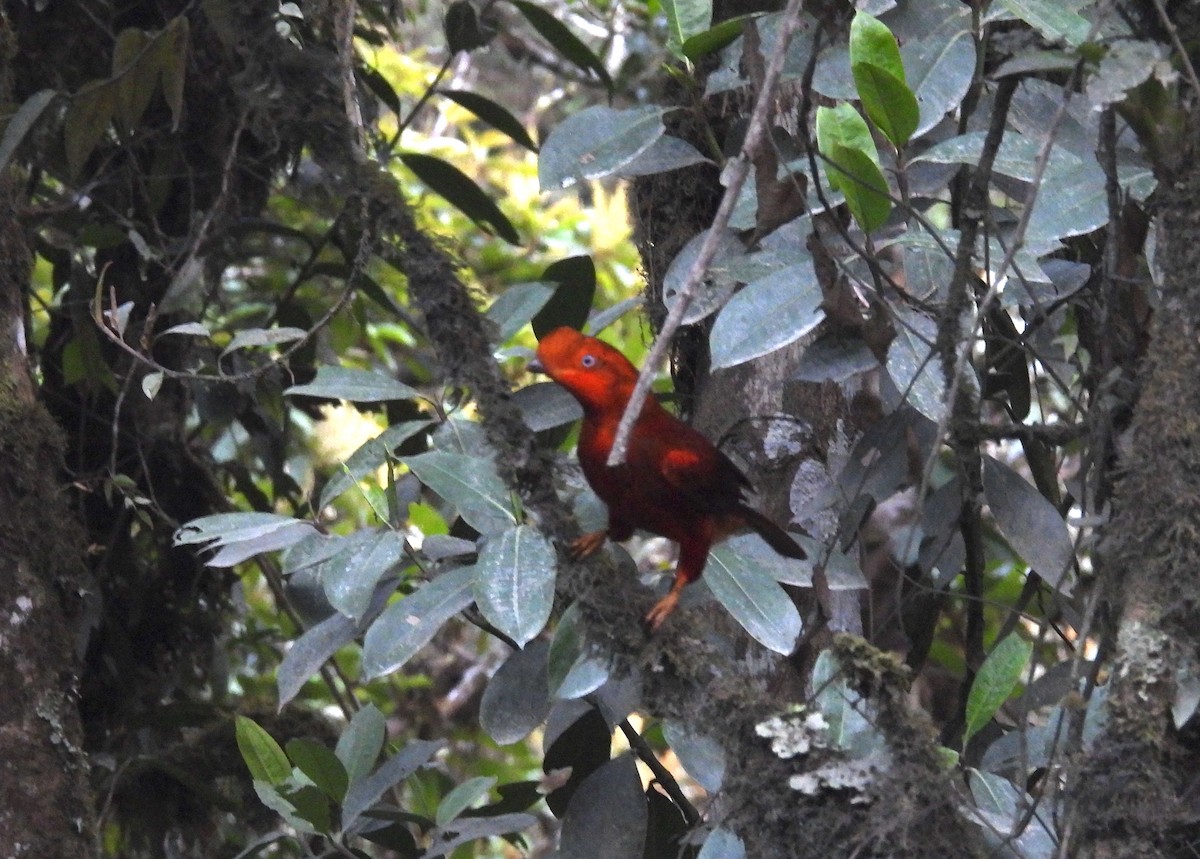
left=605, top=0, right=808, bottom=467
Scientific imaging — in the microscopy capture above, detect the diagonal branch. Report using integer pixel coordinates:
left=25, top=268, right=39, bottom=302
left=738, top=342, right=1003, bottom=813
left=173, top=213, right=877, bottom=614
left=605, top=0, right=809, bottom=467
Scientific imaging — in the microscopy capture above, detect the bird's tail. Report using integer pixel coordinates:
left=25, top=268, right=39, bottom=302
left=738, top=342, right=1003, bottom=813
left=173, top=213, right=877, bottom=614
left=737, top=505, right=807, bottom=559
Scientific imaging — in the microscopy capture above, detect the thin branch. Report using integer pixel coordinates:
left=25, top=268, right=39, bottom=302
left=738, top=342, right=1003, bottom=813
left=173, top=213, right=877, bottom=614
left=1149, top=0, right=1200, bottom=99
left=605, top=0, right=808, bottom=467
left=617, top=718, right=701, bottom=826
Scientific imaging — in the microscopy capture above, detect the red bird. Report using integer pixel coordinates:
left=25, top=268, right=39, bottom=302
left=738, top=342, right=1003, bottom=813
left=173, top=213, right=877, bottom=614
left=531, top=326, right=806, bottom=631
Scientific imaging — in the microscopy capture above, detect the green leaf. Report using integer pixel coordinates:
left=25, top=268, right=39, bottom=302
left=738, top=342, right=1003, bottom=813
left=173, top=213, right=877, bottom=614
left=682, top=16, right=750, bottom=61
left=982, top=456, right=1075, bottom=592
left=509, top=0, right=612, bottom=91
left=236, top=716, right=292, bottom=785
left=399, top=153, right=520, bottom=244
left=0, top=89, right=57, bottom=173
left=253, top=781, right=316, bottom=834
left=815, top=103, right=892, bottom=232
left=826, top=141, right=892, bottom=232
left=532, top=256, right=596, bottom=337
left=281, top=784, right=331, bottom=833
left=849, top=10, right=905, bottom=80
left=285, top=365, right=422, bottom=402
left=402, top=449, right=516, bottom=534
left=663, top=228, right=746, bottom=326
left=439, top=88, right=537, bottom=151
left=815, top=101, right=878, bottom=155
left=810, top=651, right=874, bottom=752
left=335, top=704, right=386, bottom=783
left=157, top=16, right=189, bottom=130
left=277, top=610, right=358, bottom=707
left=964, top=634, right=1033, bottom=745
left=112, top=28, right=155, bottom=134
left=361, top=565, right=477, bottom=678
left=286, top=739, right=349, bottom=802
left=64, top=78, right=118, bottom=178
left=705, top=541, right=803, bottom=654
left=709, top=261, right=824, bottom=369
left=538, top=105, right=667, bottom=190
left=435, top=776, right=496, bottom=826
left=662, top=0, right=712, bottom=58
left=852, top=62, right=919, bottom=147
left=513, top=380, right=583, bottom=432
left=473, top=525, right=556, bottom=647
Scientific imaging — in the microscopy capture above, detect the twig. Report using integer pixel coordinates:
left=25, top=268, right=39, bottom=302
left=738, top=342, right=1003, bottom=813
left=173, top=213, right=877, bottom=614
left=617, top=718, right=701, bottom=826
left=605, top=0, right=808, bottom=467
left=1149, top=0, right=1200, bottom=99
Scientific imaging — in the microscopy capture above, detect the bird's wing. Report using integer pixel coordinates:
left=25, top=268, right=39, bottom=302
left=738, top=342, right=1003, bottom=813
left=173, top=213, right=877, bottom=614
left=652, top=430, right=751, bottom=512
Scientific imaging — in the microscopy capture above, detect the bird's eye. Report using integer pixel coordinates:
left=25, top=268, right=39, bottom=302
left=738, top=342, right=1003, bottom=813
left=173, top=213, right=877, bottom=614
left=580, top=353, right=597, bottom=368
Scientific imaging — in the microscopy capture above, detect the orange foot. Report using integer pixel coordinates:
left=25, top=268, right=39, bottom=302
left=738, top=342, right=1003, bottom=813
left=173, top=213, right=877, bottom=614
left=569, top=530, right=607, bottom=560
left=643, top=590, right=681, bottom=633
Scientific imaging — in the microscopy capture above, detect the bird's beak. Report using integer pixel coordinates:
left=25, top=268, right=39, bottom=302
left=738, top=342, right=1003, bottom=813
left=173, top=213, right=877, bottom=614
left=528, top=356, right=545, bottom=374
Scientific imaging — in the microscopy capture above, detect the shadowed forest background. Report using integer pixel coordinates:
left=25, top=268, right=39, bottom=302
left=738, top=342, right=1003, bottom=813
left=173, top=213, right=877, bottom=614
left=3, top=0, right=1200, bottom=857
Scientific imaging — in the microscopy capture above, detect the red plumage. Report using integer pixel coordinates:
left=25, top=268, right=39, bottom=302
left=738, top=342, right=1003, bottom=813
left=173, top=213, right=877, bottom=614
left=532, top=326, right=805, bottom=630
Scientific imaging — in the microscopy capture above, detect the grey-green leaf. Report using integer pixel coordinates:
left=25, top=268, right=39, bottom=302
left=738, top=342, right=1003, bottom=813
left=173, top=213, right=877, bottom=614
left=513, top=381, right=583, bottom=432
left=435, top=776, right=496, bottom=826
left=547, top=602, right=609, bottom=699
left=174, top=512, right=315, bottom=567
left=480, top=639, right=552, bottom=745
left=983, top=456, right=1074, bottom=591
left=710, top=261, right=824, bottom=369
left=318, top=420, right=431, bottom=510
left=663, top=722, right=726, bottom=792
left=705, top=542, right=803, bottom=654
left=335, top=704, right=386, bottom=783
left=487, top=282, right=554, bottom=343
left=538, top=105, right=667, bottom=190
left=320, top=529, right=407, bottom=620
left=222, top=326, right=306, bottom=355
left=473, top=525, right=556, bottom=647
left=698, top=828, right=746, bottom=859
left=341, top=739, right=446, bottom=829
left=558, top=755, right=646, bottom=859
left=403, top=450, right=516, bottom=535
left=285, top=365, right=422, bottom=403
left=361, top=565, right=477, bottom=678
left=886, top=309, right=945, bottom=422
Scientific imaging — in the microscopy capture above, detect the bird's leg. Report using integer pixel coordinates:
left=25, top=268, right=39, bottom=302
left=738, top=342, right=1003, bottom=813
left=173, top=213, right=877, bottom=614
left=644, top=575, right=687, bottom=632
left=644, top=539, right=708, bottom=632
left=569, top=530, right=608, bottom=559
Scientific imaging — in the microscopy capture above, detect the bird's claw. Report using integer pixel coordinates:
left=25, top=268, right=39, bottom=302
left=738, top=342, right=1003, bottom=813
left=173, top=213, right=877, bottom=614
left=643, top=591, right=680, bottom=633
left=569, top=531, right=607, bottom=560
